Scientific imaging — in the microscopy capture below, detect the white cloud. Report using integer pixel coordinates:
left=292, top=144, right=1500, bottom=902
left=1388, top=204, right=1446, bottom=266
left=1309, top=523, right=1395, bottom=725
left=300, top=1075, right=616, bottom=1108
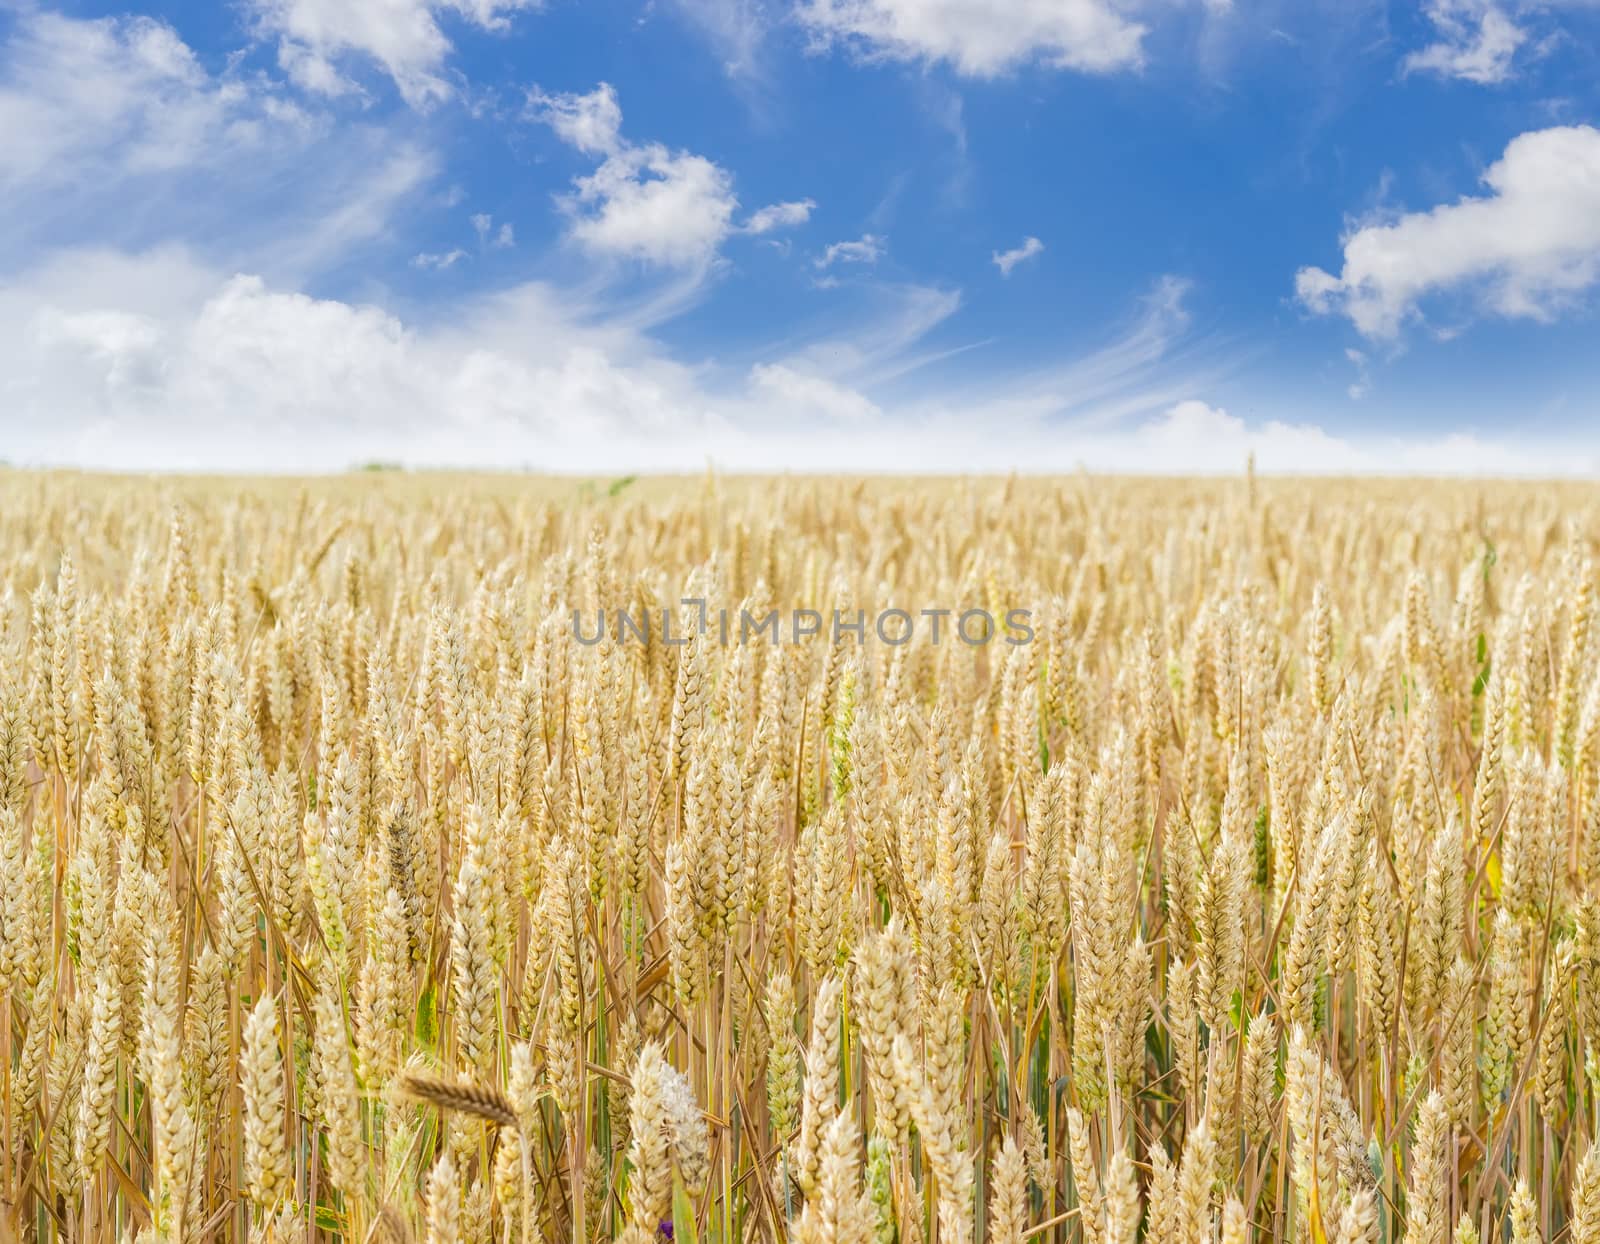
left=906, top=274, right=1198, bottom=427
left=0, top=12, right=311, bottom=192
left=528, top=81, right=624, bottom=155
left=0, top=10, right=434, bottom=289
left=5, top=248, right=1593, bottom=476
left=531, top=84, right=749, bottom=268
left=568, top=150, right=737, bottom=268
left=743, top=199, right=816, bottom=234
left=276, top=39, right=355, bottom=98
left=248, top=0, right=542, bottom=108
left=992, top=236, right=1045, bottom=276
left=817, top=234, right=885, bottom=268
left=1147, top=398, right=1245, bottom=440
left=1087, top=399, right=1589, bottom=475
left=748, top=363, right=882, bottom=420
left=1345, top=348, right=1372, bottom=400
left=775, top=282, right=963, bottom=386
left=471, top=214, right=516, bottom=248
left=0, top=245, right=1193, bottom=471
left=1403, top=0, right=1527, bottom=84
left=795, top=0, right=1148, bottom=76
left=0, top=249, right=726, bottom=469
left=1295, top=125, right=1600, bottom=338
left=413, top=248, right=467, bottom=269
left=245, top=145, right=437, bottom=282
left=666, top=0, right=770, bottom=80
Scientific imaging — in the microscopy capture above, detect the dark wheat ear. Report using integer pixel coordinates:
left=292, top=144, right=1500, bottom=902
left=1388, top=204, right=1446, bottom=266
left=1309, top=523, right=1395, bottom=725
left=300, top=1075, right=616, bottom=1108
left=397, top=1070, right=520, bottom=1130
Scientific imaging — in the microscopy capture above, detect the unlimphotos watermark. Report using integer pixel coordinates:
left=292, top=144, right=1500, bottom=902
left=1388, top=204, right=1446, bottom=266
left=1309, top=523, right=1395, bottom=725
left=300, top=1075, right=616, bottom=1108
left=572, top=598, right=1034, bottom=647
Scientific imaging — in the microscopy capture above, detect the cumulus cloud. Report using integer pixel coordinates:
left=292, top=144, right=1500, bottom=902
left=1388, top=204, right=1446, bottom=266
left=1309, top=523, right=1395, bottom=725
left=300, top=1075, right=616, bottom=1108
left=1403, top=0, right=1527, bottom=84
left=566, top=148, right=737, bottom=268
left=248, top=0, right=542, bottom=108
left=1116, top=400, right=1348, bottom=473
left=531, top=83, right=805, bottom=269
left=0, top=251, right=940, bottom=471
left=795, top=0, right=1148, bottom=76
left=816, top=234, right=885, bottom=269
left=1090, top=399, right=1589, bottom=475
left=0, top=249, right=725, bottom=469
left=992, top=236, right=1045, bottom=276
left=1295, top=125, right=1600, bottom=338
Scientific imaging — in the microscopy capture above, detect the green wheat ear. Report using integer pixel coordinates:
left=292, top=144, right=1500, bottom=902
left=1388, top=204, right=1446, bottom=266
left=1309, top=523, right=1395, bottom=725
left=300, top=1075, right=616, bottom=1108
left=866, top=1135, right=896, bottom=1244
left=673, top=1173, right=700, bottom=1244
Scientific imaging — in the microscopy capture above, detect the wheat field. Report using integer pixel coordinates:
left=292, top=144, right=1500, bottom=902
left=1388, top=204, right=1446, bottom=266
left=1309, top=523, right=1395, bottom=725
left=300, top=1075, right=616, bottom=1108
left=2, top=469, right=1598, bottom=1244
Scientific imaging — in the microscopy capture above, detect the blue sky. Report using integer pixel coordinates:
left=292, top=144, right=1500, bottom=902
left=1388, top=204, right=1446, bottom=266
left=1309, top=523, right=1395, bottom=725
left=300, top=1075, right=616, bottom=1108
left=2, top=0, right=1600, bottom=472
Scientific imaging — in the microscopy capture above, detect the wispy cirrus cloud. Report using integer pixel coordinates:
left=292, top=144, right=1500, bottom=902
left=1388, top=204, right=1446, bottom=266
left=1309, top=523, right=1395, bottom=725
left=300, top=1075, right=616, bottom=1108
left=664, top=0, right=771, bottom=82
left=0, top=12, right=312, bottom=194
left=0, top=8, right=436, bottom=285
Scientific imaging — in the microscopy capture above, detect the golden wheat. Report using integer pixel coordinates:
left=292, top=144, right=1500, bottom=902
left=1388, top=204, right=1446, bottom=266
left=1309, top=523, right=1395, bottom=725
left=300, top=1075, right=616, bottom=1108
left=4, top=470, right=1600, bottom=1242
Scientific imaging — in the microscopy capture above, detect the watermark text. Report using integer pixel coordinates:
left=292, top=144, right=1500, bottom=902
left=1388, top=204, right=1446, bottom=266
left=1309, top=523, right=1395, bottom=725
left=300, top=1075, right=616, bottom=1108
left=572, top=599, right=1034, bottom=647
